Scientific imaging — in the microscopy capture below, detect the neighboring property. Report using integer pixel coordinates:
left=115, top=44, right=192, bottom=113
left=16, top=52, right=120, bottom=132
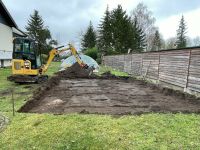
left=0, top=0, right=26, bottom=67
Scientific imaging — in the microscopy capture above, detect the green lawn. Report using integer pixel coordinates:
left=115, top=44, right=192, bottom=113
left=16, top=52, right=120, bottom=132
left=0, top=62, right=61, bottom=112
left=97, top=66, right=129, bottom=77
left=0, top=63, right=200, bottom=150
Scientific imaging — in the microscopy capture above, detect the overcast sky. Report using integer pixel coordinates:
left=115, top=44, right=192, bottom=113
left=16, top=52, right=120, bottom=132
left=2, top=0, right=200, bottom=48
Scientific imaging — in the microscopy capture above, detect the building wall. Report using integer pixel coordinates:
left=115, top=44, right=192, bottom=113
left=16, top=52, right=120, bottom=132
left=0, top=23, right=13, bottom=52
left=0, top=4, right=18, bottom=67
left=0, top=23, right=13, bottom=67
left=0, top=59, right=11, bottom=67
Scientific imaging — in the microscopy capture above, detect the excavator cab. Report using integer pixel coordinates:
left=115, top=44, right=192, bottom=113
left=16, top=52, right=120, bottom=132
left=13, top=38, right=42, bottom=69
left=8, top=38, right=46, bottom=83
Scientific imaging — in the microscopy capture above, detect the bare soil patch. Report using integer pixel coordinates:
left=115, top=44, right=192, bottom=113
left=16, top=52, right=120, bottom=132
left=19, top=63, right=200, bottom=115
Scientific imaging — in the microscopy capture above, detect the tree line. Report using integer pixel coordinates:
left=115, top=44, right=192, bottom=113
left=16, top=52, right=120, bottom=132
left=81, top=3, right=199, bottom=61
left=24, top=3, right=200, bottom=63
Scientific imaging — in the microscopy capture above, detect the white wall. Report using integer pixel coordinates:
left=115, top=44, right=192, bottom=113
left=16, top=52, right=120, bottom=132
left=0, top=23, right=13, bottom=52
left=0, top=23, right=13, bottom=67
left=0, top=59, right=11, bottom=67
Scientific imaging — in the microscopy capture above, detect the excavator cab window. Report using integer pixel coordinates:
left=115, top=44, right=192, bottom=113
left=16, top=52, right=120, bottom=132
left=13, top=38, right=42, bottom=69
left=24, top=42, right=30, bottom=53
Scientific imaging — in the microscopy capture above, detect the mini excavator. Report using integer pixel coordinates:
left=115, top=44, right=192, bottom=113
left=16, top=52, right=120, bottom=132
left=7, top=37, right=92, bottom=83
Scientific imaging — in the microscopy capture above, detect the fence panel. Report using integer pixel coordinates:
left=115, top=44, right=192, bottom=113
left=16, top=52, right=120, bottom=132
left=103, top=47, right=200, bottom=94
left=159, top=50, right=190, bottom=88
left=103, top=56, right=113, bottom=67
left=131, top=54, right=143, bottom=76
left=112, top=55, right=124, bottom=72
left=142, top=53, right=159, bottom=80
left=124, top=55, right=132, bottom=74
left=188, top=49, right=200, bottom=92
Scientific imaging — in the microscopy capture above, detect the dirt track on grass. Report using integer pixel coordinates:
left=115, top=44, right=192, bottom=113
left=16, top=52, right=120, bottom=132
left=19, top=63, right=200, bottom=115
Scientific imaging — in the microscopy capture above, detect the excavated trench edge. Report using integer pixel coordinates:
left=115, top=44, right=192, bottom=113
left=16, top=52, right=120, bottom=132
left=18, top=63, right=200, bottom=115
left=18, top=73, right=200, bottom=114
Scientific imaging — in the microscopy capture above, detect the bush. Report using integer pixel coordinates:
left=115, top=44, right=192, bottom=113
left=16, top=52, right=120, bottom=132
left=106, top=47, right=120, bottom=55
left=84, top=47, right=98, bottom=60
left=96, top=52, right=102, bottom=64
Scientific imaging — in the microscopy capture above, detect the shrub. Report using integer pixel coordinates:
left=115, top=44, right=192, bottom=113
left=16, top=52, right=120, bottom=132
left=84, top=47, right=98, bottom=60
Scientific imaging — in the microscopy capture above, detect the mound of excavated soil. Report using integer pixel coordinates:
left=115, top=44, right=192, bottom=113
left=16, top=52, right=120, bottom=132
left=56, top=62, right=94, bottom=79
left=18, top=63, right=200, bottom=115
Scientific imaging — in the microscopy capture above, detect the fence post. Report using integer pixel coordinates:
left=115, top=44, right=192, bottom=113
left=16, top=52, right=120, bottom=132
left=131, top=54, right=133, bottom=75
left=111, top=56, right=114, bottom=68
left=11, top=89, right=15, bottom=117
left=102, top=55, right=104, bottom=65
left=123, top=54, right=125, bottom=72
left=185, top=50, right=192, bottom=89
left=141, top=53, right=144, bottom=76
left=158, top=52, right=161, bottom=82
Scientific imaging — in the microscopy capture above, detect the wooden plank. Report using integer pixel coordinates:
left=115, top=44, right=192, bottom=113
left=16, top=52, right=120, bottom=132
left=160, top=78, right=186, bottom=87
left=104, top=48, right=200, bottom=93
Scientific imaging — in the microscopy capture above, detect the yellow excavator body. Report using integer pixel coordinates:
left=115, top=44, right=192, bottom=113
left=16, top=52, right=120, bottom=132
left=12, top=59, right=39, bottom=75
left=8, top=38, right=92, bottom=83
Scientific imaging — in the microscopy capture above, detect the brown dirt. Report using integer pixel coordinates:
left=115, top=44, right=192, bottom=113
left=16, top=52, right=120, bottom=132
left=19, top=63, right=200, bottom=115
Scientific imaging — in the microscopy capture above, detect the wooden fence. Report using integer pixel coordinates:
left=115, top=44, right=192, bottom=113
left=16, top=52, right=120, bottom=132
left=103, top=47, right=200, bottom=94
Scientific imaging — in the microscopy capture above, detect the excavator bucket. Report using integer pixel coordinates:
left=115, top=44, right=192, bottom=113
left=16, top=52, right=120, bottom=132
left=60, top=54, right=99, bottom=73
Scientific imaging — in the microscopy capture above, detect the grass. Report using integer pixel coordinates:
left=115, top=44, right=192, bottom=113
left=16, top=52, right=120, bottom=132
left=0, top=62, right=200, bottom=149
left=46, top=61, right=61, bottom=76
left=97, top=66, right=129, bottom=77
left=0, top=68, right=14, bottom=90
left=1, top=114, right=200, bottom=149
left=0, top=62, right=61, bottom=112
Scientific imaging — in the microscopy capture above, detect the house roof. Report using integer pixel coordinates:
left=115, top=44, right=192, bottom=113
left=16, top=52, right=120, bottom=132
left=0, top=0, right=17, bottom=28
left=13, top=27, right=27, bottom=37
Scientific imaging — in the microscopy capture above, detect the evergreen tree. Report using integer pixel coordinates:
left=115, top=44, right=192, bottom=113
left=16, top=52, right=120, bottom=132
left=26, top=10, right=52, bottom=54
left=152, top=30, right=161, bottom=51
left=176, top=15, right=187, bottom=48
left=81, top=21, right=96, bottom=51
left=98, top=6, right=112, bottom=55
left=131, top=17, right=146, bottom=52
left=110, top=5, right=133, bottom=53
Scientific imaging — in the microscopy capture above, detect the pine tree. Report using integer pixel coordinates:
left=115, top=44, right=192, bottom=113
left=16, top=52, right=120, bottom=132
left=131, top=17, right=146, bottom=52
left=176, top=15, right=187, bottom=48
left=81, top=21, right=96, bottom=51
left=98, top=6, right=112, bottom=55
left=110, top=5, right=133, bottom=53
left=152, top=30, right=161, bottom=51
left=26, top=10, right=52, bottom=54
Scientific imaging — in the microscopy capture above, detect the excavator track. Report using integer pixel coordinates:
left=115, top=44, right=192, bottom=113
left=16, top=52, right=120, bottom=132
left=7, top=75, right=48, bottom=83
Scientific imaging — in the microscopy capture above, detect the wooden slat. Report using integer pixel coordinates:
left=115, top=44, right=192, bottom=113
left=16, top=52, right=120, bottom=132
left=103, top=48, right=200, bottom=93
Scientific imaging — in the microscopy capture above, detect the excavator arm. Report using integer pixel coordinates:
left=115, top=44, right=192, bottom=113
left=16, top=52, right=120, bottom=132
left=41, top=49, right=59, bottom=74
left=59, top=44, right=88, bottom=68
left=41, top=44, right=89, bottom=74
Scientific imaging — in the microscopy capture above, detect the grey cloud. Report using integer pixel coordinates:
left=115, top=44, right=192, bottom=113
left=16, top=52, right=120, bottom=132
left=150, top=0, right=200, bottom=19
left=2, top=0, right=103, bottom=46
left=2, top=0, right=200, bottom=46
